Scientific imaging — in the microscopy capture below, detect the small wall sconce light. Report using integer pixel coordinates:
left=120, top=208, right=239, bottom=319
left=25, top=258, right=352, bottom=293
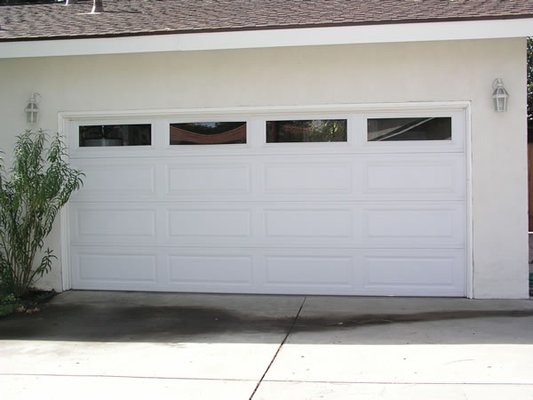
left=25, top=93, right=40, bottom=124
left=492, top=79, right=509, bottom=112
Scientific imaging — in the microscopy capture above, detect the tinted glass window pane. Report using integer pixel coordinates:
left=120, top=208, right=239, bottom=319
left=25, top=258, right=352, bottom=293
left=266, top=120, right=347, bottom=143
left=367, top=117, right=451, bottom=141
left=80, top=124, right=151, bottom=146
left=170, top=122, right=246, bottom=145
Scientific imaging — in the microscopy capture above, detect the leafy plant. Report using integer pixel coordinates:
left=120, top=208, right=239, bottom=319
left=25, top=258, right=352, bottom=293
left=0, top=292, right=18, bottom=317
left=0, top=131, right=83, bottom=297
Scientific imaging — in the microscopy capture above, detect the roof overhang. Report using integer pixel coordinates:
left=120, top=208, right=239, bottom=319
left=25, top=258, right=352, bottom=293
left=1, top=17, right=533, bottom=59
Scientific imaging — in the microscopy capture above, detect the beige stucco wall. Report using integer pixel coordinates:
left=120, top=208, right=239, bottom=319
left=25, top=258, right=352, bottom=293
left=0, top=38, right=528, bottom=298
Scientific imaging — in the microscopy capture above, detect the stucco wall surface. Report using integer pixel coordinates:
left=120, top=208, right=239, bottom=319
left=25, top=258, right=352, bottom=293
left=0, top=38, right=528, bottom=298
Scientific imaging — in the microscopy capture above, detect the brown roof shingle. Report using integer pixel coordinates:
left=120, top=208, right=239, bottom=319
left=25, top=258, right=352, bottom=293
left=1, top=0, right=533, bottom=41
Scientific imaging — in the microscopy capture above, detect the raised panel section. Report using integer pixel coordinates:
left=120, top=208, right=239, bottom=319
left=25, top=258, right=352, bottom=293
left=264, top=163, right=352, bottom=194
left=362, top=205, right=463, bottom=247
left=362, top=250, right=464, bottom=293
left=168, top=255, right=252, bottom=285
left=169, top=209, right=251, bottom=237
left=77, top=253, right=157, bottom=282
left=167, top=164, right=251, bottom=195
left=76, top=208, right=156, bottom=238
left=265, top=209, right=352, bottom=238
left=76, top=164, right=155, bottom=196
left=265, top=256, right=353, bottom=287
left=363, top=158, right=463, bottom=197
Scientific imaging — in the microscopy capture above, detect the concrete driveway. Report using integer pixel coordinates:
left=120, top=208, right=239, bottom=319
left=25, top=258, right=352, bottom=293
left=1, top=291, right=533, bottom=400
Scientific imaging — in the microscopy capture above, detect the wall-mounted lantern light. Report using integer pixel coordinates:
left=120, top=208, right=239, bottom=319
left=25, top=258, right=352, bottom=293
left=492, top=78, right=509, bottom=112
left=25, top=93, right=40, bottom=124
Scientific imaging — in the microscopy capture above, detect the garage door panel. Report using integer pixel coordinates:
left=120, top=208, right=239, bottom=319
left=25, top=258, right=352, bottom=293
left=70, top=163, right=156, bottom=201
left=361, top=204, right=464, bottom=248
left=264, top=209, right=353, bottom=238
left=74, top=207, right=157, bottom=240
left=166, top=164, right=251, bottom=195
left=263, top=255, right=354, bottom=288
left=74, top=250, right=158, bottom=286
left=361, top=155, right=464, bottom=199
left=167, top=255, right=253, bottom=286
left=360, top=249, right=465, bottom=296
left=168, top=209, right=252, bottom=237
left=263, top=162, right=352, bottom=194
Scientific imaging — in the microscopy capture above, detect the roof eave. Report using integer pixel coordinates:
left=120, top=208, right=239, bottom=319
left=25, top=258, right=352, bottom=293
left=1, top=17, right=533, bottom=59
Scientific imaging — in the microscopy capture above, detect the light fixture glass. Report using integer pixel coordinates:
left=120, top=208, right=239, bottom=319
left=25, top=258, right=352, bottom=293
left=492, top=79, right=509, bottom=112
left=25, top=93, right=40, bottom=124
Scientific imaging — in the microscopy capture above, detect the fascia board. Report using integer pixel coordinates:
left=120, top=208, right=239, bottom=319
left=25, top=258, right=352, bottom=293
left=1, top=17, right=533, bottom=58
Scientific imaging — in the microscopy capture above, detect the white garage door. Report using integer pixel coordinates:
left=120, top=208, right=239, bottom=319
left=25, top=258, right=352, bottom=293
left=68, top=108, right=467, bottom=296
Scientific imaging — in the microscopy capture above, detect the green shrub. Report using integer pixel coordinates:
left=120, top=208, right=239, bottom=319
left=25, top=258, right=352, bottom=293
left=0, top=131, right=83, bottom=297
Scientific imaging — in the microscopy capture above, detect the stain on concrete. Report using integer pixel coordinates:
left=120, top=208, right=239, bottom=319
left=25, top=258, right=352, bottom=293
left=0, top=304, right=289, bottom=341
left=1, top=300, right=533, bottom=343
left=293, top=309, right=533, bottom=331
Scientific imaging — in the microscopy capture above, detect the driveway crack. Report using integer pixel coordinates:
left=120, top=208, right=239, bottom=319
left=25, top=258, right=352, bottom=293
left=248, top=296, right=306, bottom=400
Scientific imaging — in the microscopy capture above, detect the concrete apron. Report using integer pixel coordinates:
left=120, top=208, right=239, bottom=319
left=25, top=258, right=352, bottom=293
left=1, top=291, right=533, bottom=400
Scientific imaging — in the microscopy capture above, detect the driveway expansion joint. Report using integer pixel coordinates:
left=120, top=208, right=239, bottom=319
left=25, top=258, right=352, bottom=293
left=248, top=296, right=307, bottom=400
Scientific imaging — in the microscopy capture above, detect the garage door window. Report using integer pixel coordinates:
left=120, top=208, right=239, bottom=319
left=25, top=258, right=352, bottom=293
left=79, top=124, right=152, bottom=147
left=266, top=119, right=347, bottom=143
left=170, top=122, right=246, bottom=145
left=367, top=117, right=452, bottom=141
